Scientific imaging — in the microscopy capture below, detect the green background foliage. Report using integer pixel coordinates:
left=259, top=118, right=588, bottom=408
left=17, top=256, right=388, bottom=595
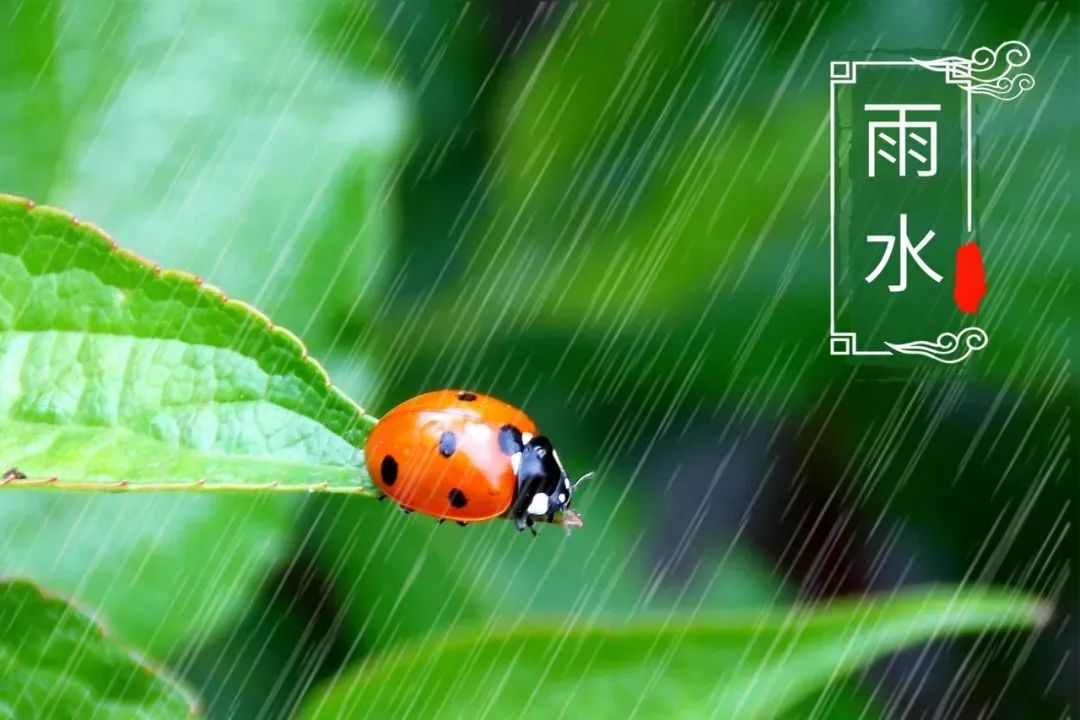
left=0, top=0, right=1074, bottom=718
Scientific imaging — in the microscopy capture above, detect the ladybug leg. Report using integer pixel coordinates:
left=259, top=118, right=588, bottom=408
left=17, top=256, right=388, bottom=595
left=518, top=515, right=538, bottom=536
left=399, top=506, right=413, bottom=515
left=437, top=519, right=445, bottom=525
left=376, top=493, right=386, bottom=501
left=457, top=521, right=468, bottom=527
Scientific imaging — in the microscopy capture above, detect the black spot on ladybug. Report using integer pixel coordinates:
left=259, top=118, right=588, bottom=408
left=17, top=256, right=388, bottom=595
left=456, top=391, right=477, bottom=401
left=381, top=455, right=398, bottom=486
left=448, top=488, right=468, bottom=508
left=499, top=424, right=523, bottom=455
left=438, top=431, right=457, bottom=457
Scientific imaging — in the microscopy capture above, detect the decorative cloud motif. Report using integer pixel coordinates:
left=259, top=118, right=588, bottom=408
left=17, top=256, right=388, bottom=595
left=886, top=327, right=989, bottom=364
left=913, top=40, right=1035, bottom=101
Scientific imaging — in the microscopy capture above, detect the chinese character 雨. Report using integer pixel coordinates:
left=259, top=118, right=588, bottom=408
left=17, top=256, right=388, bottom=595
left=865, top=213, right=942, bottom=292
left=866, top=104, right=939, bottom=178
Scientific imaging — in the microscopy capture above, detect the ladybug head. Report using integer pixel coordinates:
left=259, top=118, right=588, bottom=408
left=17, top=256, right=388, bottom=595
left=510, top=435, right=587, bottom=533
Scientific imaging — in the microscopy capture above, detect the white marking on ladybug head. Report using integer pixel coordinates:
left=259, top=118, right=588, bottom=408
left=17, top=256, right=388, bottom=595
left=522, top=432, right=534, bottom=444
left=510, top=451, right=522, bottom=475
left=527, top=492, right=550, bottom=515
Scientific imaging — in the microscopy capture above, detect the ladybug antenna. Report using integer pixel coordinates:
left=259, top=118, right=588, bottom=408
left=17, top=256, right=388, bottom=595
left=573, top=471, right=595, bottom=490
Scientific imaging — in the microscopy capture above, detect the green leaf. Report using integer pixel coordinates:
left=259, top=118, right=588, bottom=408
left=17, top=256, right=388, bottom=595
left=0, top=493, right=293, bottom=660
left=0, top=579, right=198, bottom=717
left=0, top=195, right=375, bottom=492
left=0, top=196, right=377, bottom=652
left=299, top=585, right=1048, bottom=719
left=0, top=0, right=409, bottom=344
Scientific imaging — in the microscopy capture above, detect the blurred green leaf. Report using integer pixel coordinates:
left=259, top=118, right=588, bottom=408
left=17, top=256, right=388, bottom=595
left=0, top=196, right=375, bottom=491
left=0, top=493, right=293, bottom=662
left=299, top=585, right=1046, bottom=719
left=0, top=0, right=408, bottom=346
left=0, top=579, right=198, bottom=717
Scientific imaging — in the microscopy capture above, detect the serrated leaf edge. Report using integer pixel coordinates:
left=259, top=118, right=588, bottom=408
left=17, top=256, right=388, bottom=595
left=0, top=194, right=379, bottom=495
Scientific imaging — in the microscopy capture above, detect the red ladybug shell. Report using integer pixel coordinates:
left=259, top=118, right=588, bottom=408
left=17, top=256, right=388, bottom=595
left=365, top=390, right=538, bottom=522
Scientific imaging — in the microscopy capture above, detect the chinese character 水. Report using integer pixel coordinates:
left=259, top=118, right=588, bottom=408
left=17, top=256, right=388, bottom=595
left=865, top=213, right=942, bottom=292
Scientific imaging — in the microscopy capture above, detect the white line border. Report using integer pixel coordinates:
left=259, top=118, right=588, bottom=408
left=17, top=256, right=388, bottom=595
left=828, top=59, right=973, bottom=357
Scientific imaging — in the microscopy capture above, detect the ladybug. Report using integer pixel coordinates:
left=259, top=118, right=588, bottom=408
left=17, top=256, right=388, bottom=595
left=364, top=390, right=588, bottom=533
